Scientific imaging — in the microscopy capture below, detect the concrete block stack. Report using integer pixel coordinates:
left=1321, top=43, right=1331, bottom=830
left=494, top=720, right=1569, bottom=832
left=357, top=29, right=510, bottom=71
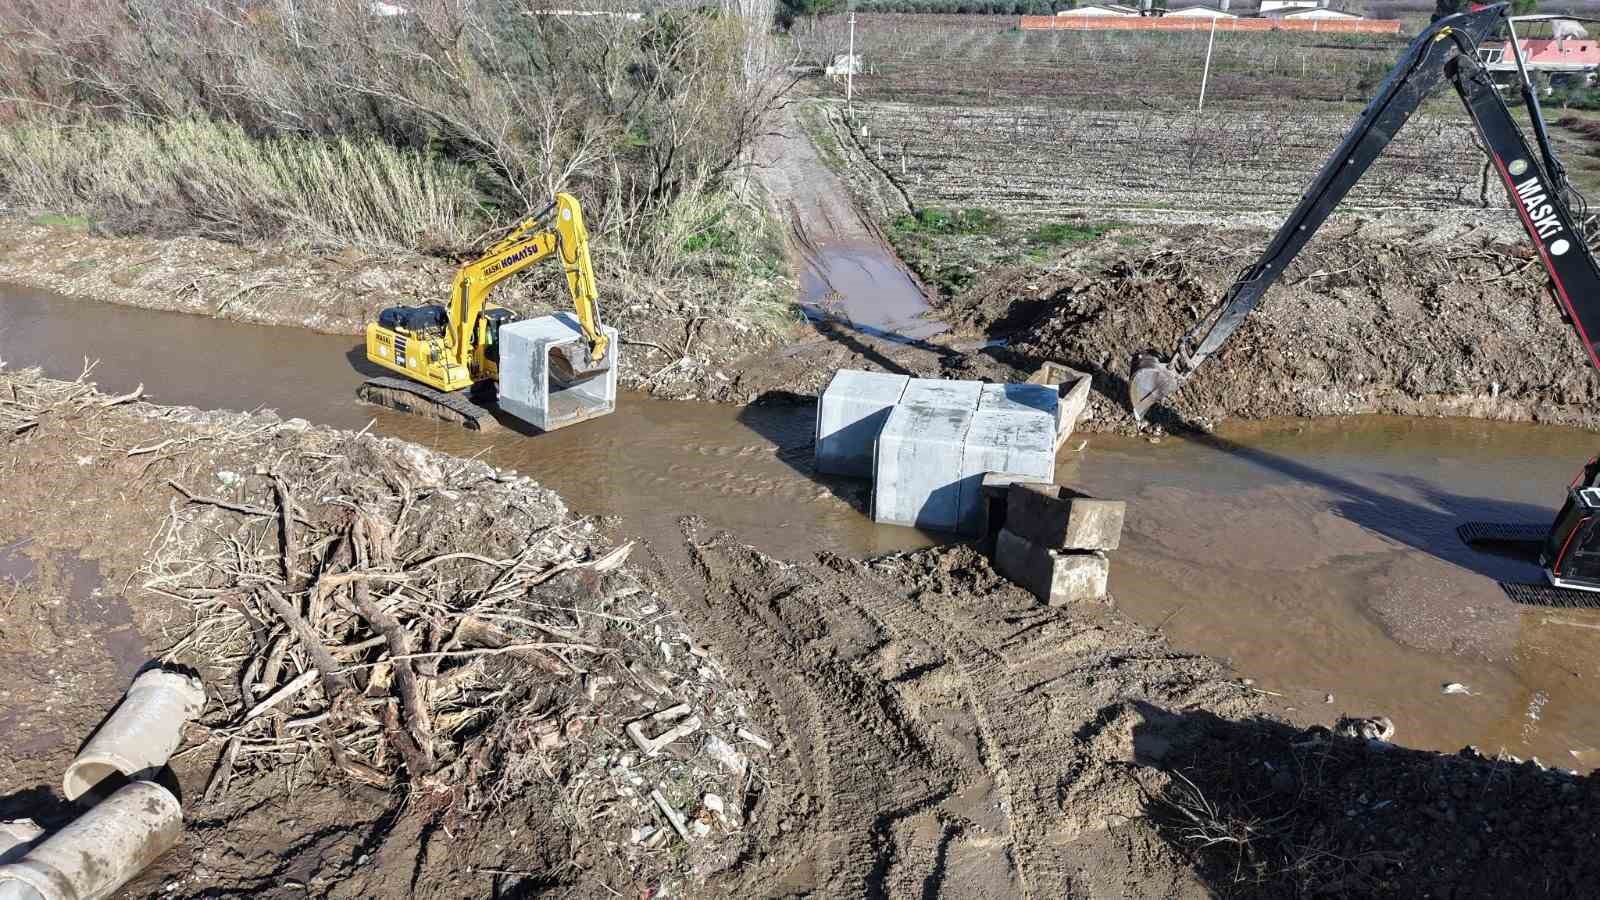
left=992, top=483, right=1125, bottom=605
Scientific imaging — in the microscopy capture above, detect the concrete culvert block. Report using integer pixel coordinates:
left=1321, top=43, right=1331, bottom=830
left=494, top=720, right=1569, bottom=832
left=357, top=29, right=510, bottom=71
left=957, top=411, right=1057, bottom=536
left=994, top=529, right=1110, bottom=605
left=0, top=781, right=181, bottom=900
left=498, top=313, right=619, bottom=432
left=814, top=370, right=910, bottom=478
left=64, top=669, right=205, bottom=803
left=900, top=377, right=982, bottom=410
left=873, top=403, right=974, bottom=532
left=1005, top=483, right=1126, bottom=551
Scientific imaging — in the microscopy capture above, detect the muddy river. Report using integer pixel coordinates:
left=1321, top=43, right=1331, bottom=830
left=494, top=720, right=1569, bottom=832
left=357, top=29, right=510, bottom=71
left=4, top=284, right=1600, bottom=770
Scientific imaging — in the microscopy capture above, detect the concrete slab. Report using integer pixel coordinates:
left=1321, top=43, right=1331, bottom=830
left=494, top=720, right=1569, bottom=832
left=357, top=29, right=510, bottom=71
left=901, top=378, right=983, bottom=410
left=994, top=528, right=1109, bottom=605
left=498, top=313, right=619, bottom=431
left=978, top=382, right=1058, bottom=416
left=815, top=370, right=910, bottom=478
left=955, top=410, right=1057, bottom=535
left=873, top=403, right=974, bottom=531
left=1006, top=483, right=1126, bottom=551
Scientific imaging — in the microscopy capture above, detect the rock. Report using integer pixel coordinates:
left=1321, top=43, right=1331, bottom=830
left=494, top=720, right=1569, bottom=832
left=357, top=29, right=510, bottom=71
left=994, top=528, right=1109, bottom=604
left=1335, top=715, right=1395, bottom=741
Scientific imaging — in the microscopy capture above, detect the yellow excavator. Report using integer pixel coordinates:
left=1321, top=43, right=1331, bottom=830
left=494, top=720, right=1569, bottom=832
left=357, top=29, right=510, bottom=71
left=357, top=193, right=610, bottom=430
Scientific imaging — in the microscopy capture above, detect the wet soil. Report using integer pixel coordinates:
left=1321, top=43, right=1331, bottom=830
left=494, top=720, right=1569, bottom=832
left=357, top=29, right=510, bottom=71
left=6, top=353, right=1600, bottom=896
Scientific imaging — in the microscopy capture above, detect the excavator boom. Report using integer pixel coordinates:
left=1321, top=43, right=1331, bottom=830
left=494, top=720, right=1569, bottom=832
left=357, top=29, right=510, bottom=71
left=1130, top=4, right=1600, bottom=419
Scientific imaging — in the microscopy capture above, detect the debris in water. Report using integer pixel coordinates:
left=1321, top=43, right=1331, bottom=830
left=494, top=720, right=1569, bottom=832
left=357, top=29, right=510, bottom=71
left=1335, top=715, right=1395, bottom=742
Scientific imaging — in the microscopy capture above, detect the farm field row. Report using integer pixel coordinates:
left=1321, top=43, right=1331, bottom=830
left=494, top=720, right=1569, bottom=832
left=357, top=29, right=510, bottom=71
left=849, top=100, right=1501, bottom=221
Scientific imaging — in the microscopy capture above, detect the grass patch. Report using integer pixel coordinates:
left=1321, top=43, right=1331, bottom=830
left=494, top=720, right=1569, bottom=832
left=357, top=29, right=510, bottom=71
left=892, top=206, right=1003, bottom=236
left=28, top=212, right=92, bottom=230
left=1025, top=220, right=1117, bottom=247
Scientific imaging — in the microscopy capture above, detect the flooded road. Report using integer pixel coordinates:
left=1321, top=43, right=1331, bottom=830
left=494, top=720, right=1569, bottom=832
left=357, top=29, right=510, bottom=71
left=796, top=240, right=946, bottom=341
left=5, top=284, right=1600, bottom=769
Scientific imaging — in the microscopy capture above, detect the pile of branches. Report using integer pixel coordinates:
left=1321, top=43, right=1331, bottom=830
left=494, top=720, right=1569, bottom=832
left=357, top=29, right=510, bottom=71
left=0, top=361, right=143, bottom=437
left=145, top=433, right=632, bottom=804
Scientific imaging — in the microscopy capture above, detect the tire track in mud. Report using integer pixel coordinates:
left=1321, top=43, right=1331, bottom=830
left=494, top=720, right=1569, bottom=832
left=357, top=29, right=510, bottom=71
left=652, top=528, right=1262, bottom=898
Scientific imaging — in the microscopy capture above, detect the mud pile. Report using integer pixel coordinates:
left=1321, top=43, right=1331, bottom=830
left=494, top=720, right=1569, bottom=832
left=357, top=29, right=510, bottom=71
left=0, top=367, right=764, bottom=898
left=957, top=229, right=1600, bottom=432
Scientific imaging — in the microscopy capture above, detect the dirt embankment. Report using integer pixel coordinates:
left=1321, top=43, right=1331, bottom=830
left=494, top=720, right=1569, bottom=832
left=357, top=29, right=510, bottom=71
left=931, top=224, right=1600, bottom=433
left=0, top=221, right=793, bottom=403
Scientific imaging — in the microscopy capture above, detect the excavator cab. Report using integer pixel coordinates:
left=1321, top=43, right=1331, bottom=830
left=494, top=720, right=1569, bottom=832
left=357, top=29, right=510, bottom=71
left=1542, top=459, right=1600, bottom=591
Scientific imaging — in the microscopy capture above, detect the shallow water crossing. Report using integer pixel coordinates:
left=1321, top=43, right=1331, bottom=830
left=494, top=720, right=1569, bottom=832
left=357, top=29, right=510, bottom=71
left=4, top=285, right=1600, bottom=769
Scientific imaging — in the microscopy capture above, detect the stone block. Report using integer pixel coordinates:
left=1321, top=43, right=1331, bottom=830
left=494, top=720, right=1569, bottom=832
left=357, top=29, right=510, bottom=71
left=1005, top=483, right=1125, bottom=551
left=814, top=370, right=910, bottom=478
left=499, top=313, right=619, bottom=431
left=977, top=471, right=1057, bottom=537
left=873, top=403, right=973, bottom=532
left=901, top=377, right=983, bottom=410
left=956, top=410, right=1057, bottom=536
left=994, top=528, right=1109, bottom=605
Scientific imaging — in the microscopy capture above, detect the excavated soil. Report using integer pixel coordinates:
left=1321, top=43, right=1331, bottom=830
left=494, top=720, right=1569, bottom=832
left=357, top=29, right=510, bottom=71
left=936, top=223, right=1598, bottom=434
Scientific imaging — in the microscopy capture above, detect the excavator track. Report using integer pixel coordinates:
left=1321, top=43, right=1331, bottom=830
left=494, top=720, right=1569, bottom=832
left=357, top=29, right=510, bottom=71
left=1498, top=581, right=1600, bottom=609
left=356, top=377, right=500, bottom=431
left=1457, top=522, right=1548, bottom=551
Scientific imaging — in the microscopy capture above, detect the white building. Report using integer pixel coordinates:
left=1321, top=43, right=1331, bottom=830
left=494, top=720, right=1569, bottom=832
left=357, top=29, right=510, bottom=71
left=1258, top=0, right=1318, bottom=11
left=1055, top=4, right=1141, bottom=15
left=1275, top=7, right=1362, bottom=19
left=1167, top=4, right=1237, bottom=17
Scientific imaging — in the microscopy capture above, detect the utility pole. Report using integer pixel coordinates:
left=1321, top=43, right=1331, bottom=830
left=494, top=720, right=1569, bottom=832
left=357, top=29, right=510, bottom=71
left=1197, top=14, right=1217, bottom=113
left=846, top=7, right=856, bottom=118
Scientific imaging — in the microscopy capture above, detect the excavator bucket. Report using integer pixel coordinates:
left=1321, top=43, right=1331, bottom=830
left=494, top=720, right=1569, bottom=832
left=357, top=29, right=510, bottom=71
left=547, top=342, right=612, bottom=384
left=1128, top=352, right=1181, bottom=423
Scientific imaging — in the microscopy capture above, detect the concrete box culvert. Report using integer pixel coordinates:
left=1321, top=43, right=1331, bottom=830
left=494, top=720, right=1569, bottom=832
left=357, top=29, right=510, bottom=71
left=0, top=781, right=181, bottom=900
left=63, top=670, right=206, bottom=803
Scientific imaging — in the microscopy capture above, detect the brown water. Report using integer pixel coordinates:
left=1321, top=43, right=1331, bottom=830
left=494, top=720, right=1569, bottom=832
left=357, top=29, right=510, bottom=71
left=5, top=284, right=1600, bottom=768
left=797, top=240, right=947, bottom=341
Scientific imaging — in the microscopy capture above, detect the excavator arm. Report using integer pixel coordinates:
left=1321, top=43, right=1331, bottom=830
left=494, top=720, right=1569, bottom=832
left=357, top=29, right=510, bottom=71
left=448, top=192, right=610, bottom=371
left=1129, top=4, right=1600, bottom=420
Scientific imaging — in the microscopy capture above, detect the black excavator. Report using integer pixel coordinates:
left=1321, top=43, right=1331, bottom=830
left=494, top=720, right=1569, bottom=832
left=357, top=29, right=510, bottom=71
left=1128, top=4, right=1600, bottom=605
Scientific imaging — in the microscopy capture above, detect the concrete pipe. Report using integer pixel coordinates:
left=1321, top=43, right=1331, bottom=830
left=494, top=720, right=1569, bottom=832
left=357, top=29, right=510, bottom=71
left=0, top=781, right=181, bottom=900
left=0, top=821, right=42, bottom=864
left=63, top=669, right=205, bottom=802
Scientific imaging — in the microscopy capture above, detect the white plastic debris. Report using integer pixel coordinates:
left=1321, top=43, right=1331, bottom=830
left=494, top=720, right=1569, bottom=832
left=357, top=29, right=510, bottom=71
left=650, top=789, right=691, bottom=842
left=735, top=728, right=772, bottom=751
left=1442, top=682, right=1471, bottom=695
left=703, top=735, right=747, bottom=775
left=703, top=794, right=725, bottom=816
left=0, top=781, right=181, bottom=900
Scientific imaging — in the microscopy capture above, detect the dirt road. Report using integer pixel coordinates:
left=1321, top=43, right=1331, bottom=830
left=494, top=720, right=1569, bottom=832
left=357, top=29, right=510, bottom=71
left=755, top=102, right=943, bottom=340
